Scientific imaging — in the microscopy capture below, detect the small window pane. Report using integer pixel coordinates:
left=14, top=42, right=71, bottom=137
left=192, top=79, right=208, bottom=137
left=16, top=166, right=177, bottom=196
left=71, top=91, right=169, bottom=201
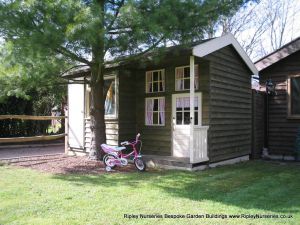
left=184, top=112, right=190, bottom=124
left=184, top=79, right=190, bottom=90
left=291, top=77, right=300, bottom=115
left=153, top=99, right=158, bottom=111
left=184, top=67, right=190, bottom=78
left=194, top=112, right=198, bottom=125
left=153, top=82, right=158, bottom=92
left=176, top=107, right=182, bottom=112
left=159, top=82, right=163, bottom=92
left=176, top=112, right=182, bottom=125
left=153, top=72, right=159, bottom=81
left=153, top=112, right=159, bottom=124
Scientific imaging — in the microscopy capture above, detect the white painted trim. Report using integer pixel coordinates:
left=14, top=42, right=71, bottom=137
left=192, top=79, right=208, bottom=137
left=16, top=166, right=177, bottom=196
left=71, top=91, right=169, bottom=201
left=174, top=65, right=199, bottom=91
left=172, top=92, right=202, bottom=158
left=192, top=33, right=258, bottom=75
left=190, top=56, right=195, bottom=163
left=104, top=74, right=119, bottom=120
left=145, top=69, right=165, bottom=93
left=145, top=97, right=165, bottom=126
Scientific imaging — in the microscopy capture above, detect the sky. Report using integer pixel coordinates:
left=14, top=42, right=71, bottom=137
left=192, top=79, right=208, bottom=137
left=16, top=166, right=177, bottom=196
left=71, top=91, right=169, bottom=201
left=229, top=0, right=300, bottom=61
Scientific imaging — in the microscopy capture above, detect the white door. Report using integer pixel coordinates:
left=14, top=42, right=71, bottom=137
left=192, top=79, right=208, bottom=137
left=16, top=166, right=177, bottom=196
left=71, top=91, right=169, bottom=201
left=172, top=93, right=201, bottom=157
left=68, top=83, right=85, bottom=149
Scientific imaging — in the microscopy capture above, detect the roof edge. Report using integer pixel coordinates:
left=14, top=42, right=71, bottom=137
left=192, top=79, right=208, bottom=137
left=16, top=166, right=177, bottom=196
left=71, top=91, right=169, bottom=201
left=192, top=33, right=258, bottom=74
left=255, top=37, right=300, bottom=71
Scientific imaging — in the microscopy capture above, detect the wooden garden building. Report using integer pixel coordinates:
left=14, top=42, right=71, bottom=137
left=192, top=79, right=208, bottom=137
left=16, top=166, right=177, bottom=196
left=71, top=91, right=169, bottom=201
left=64, top=33, right=258, bottom=169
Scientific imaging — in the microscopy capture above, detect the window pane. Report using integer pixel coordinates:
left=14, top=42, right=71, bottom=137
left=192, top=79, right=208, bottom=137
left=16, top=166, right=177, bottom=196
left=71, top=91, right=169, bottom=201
left=291, top=77, right=300, bottom=115
left=159, top=82, right=163, bottom=92
left=153, top=82, right=158, bottom=92
left=184, top=79, right=190, bottom=90
left=184, top=111, right=190, bottom=124
left=104, top=79, right=115, bottom=116
left=184, top=67, right=190, bottom=78
left=153, top=112, right=159, bottom=124
left=194, top=112, right=198, bottom=125
left=153, top=99, right=158, bottom=111
left=176, top=112, right=182, bottom=125
left=153, top=72, right=158, bottom=81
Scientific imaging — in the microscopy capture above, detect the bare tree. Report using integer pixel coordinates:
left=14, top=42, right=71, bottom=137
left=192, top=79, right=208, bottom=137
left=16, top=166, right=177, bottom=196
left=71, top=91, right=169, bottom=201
left=205, top=0, right=300, bottom=61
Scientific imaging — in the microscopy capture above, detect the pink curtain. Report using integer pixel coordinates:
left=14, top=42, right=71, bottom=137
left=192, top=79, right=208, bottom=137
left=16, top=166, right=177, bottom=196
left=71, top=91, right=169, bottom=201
left=176, top=68, right=184, bottom=90
left=176, top=97, right=198, bottom=108
left=159, top=98, right=165, bottom=125
left=146, top=71, right=152, bottom=92
left=146, top=99, right=153, bottom=125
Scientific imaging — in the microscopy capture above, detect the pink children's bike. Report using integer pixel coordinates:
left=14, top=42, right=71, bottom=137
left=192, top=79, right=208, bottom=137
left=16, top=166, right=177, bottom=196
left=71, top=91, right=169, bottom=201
left=101, top=133, right=146, bottom=172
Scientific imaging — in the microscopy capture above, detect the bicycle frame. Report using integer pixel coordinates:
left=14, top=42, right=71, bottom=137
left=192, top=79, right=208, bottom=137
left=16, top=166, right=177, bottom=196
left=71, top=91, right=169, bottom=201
left=118, top=140, right=141, bottom=160
left=101, top=133, right=146, bottom=171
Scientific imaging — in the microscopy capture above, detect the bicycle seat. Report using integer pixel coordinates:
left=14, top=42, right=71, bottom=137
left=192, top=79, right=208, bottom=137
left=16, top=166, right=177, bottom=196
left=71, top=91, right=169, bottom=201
left=101, top=144, right=126, bottom=151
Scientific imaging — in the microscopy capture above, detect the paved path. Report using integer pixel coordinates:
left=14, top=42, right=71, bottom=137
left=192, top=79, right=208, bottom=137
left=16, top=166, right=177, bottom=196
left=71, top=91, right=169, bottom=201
left=0, top=144, right=64, bottom=159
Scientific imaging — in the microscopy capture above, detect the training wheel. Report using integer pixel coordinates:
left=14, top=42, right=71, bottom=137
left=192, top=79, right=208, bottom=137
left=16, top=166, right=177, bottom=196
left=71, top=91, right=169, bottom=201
left=105, top=166, right=112, bottom=172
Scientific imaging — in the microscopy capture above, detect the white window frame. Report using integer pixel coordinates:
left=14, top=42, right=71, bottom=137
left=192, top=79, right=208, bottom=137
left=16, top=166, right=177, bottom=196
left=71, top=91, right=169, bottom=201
left=145, top=69, right=165, bottom=93
left=175, top=65, right=199, bottom=91
left=287, top=74, right=300, bottom=119
left=104, top=74, right=118, bottom=119
left=145, top=97, right=165, bottom=126
left=84, top=74, right=118, bottom=120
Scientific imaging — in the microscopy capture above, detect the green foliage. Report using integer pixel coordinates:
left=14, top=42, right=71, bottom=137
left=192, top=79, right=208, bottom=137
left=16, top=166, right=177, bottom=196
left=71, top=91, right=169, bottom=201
left=0, top=0, right=252, bottom=64
left=0, top=41, right=68, bottom=103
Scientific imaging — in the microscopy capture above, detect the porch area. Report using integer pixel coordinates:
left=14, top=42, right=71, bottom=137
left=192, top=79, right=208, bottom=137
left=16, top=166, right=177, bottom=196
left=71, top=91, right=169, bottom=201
left=143, top=154, right=250, bottom=171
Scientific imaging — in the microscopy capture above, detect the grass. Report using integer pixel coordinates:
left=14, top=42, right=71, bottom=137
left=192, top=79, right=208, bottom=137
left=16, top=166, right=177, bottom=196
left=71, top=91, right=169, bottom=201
left=0, top=161, right=300, bottom=225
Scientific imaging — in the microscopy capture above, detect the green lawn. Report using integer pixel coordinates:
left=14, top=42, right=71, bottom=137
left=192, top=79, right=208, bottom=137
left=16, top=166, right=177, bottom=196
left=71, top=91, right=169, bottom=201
left=0, top=161, right=299, bottom=225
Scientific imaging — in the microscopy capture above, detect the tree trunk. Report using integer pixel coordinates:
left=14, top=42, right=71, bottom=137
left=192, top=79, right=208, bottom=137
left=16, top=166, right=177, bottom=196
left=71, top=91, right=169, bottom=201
left=89, top=64, right=106, bottom=160
left=88, top=0, right=106, bottom=160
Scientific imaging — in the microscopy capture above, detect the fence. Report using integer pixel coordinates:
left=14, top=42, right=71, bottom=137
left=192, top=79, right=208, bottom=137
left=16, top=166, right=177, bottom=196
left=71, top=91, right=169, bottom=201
left=0, top=115, right=66, bottom=144
left=251, top=90, right=265, bottom=159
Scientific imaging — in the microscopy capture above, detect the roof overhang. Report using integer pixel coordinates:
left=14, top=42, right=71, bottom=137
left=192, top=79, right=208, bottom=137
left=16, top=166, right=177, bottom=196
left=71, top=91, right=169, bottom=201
left=192, top=33, right=258, bottom=75
left=255, top=37, right=300, bottom=71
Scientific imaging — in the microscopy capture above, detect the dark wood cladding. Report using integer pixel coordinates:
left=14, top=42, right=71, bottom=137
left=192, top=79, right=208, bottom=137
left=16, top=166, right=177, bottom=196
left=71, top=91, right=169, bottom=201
left=134, top=56, right=210, bottom=156
left=205, top=46, right=252, bottom=162
left=259, top=51, right=300, bottom=155
left=118, top=69, right=137, bottom=143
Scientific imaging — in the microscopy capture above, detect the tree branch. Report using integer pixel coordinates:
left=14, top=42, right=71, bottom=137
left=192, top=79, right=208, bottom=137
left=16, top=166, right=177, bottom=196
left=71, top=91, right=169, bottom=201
left=105, top=0, right=125, bottom=32
left=56, top=47, right=91, bottom=66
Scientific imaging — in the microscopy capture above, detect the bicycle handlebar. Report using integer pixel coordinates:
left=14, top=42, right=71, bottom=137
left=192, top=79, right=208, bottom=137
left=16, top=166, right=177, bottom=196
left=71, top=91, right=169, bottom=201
left=121, top=133, right=141, bottom=146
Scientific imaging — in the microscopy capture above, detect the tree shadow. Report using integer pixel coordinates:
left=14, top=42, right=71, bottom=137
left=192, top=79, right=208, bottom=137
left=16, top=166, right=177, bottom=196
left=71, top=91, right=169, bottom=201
left=153, top=161, right=300, bottom=213
left=51, top=160, right=300, bottom=213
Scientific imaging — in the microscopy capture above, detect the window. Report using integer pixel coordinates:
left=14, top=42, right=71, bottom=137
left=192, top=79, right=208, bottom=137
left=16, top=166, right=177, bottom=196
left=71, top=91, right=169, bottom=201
left=175, top=96, right=199, bottom=125
left=175, top=65, right=199, bottom=91
left=145, top=97, right=165, bottom=126
left=85, top=75, right=118, bottom=119
left=146, top=69, right=165, bottom=93
left=104, top=75, right=117, bottom=118
left=288, top=75, right=300, bottom=118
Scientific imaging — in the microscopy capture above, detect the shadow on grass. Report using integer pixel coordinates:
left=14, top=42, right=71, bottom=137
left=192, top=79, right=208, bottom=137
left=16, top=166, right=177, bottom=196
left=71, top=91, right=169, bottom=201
left=52, top=160, right=300, bottom=213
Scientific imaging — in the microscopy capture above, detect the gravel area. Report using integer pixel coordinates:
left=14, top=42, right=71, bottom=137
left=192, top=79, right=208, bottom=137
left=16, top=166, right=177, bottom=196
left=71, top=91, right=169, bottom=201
left=0, top=144, right=64, bottom=159
left=2, top=154, right=137, bottom=174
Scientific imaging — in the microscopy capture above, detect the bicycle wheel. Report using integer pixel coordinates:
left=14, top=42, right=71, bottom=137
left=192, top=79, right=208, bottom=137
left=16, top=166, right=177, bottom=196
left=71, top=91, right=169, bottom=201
left=134, top=158, right=146, bottom=171
left=103, top=154, right=117, bottom=169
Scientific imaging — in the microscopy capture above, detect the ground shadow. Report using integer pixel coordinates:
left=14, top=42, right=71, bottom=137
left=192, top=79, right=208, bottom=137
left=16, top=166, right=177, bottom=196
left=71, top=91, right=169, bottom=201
left=51, top=160, right=300, bottom=213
